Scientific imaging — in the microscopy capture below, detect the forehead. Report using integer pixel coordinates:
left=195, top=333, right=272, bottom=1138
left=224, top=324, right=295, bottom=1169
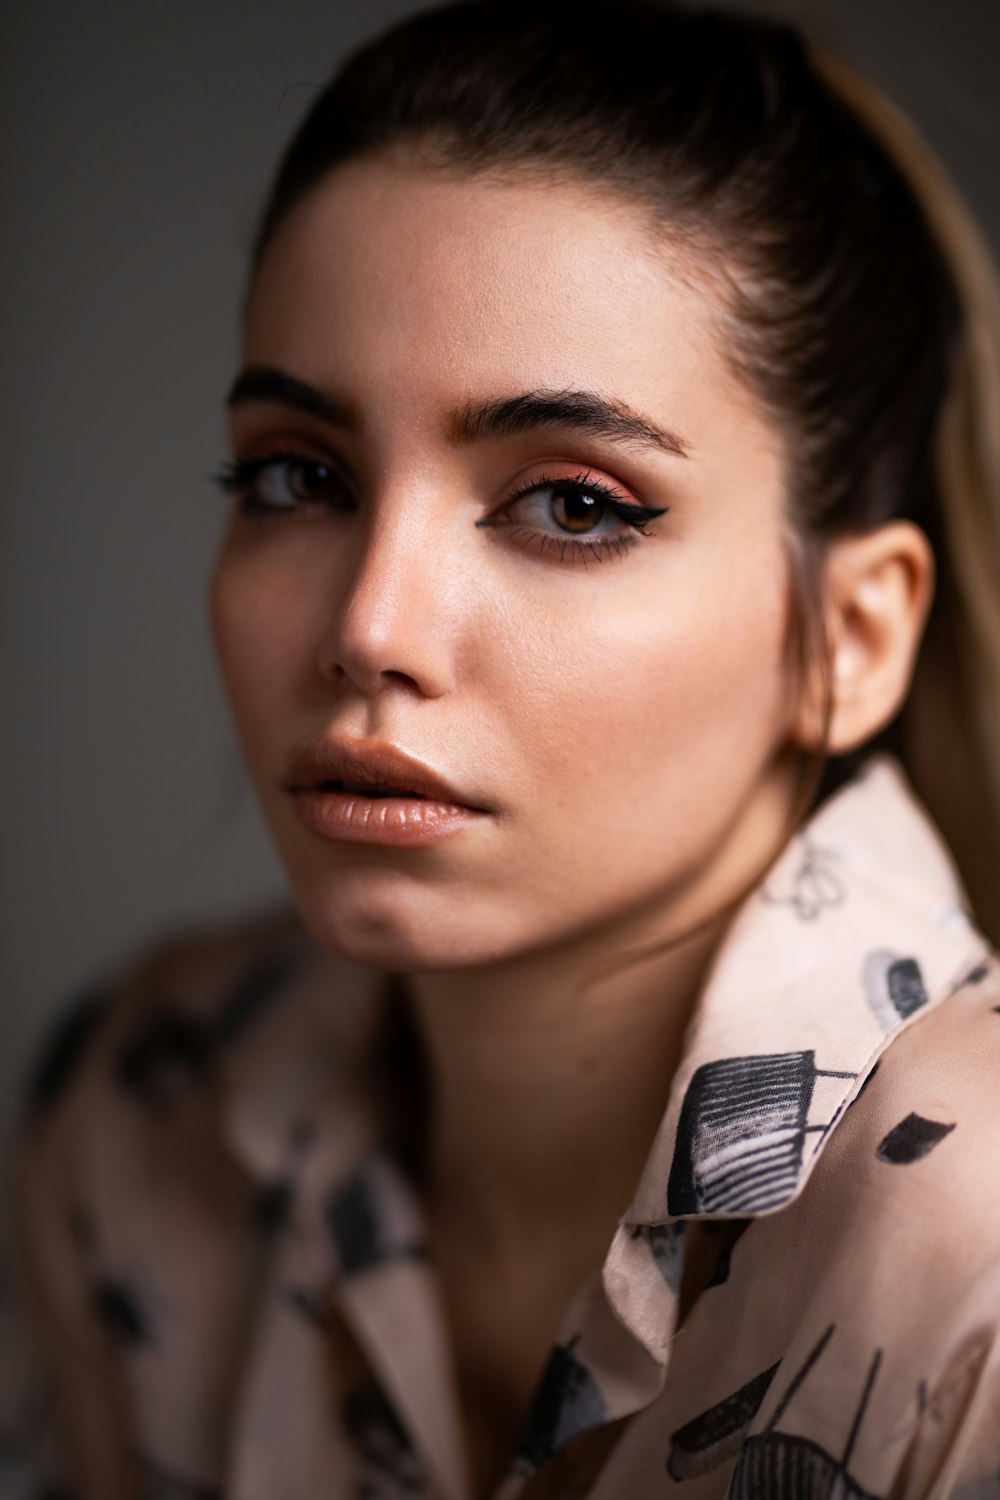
left=243, top=157, right=766, bottom=447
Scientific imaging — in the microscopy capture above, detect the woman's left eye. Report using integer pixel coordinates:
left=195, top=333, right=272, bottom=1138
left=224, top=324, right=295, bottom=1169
left=481, top=472, right=668, bottom=563
left=213, top=451, right=350, bottom=514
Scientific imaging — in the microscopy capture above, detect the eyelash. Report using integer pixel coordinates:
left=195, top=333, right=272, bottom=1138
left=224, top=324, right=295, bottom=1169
left=213, top=450, right=344, bottom=515
left=212, top=449, right=668, bottom=566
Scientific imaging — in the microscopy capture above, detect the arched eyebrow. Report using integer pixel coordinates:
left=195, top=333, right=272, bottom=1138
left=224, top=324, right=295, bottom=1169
left=225, top=366, right=691, bottom=458
left=226, top=367, right=360, bottom=429
left=449, top=389, right=691, bottom=458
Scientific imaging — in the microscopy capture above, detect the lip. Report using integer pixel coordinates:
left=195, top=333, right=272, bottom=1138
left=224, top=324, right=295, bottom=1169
left=283, top=736, right=492, bottom=847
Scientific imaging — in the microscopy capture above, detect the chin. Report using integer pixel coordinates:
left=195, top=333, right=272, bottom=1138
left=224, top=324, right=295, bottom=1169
left=287, top=871, right=510, bottom=974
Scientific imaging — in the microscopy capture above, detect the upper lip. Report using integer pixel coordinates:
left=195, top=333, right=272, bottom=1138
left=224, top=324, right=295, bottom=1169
left=284, top=736, right=488, bottom=810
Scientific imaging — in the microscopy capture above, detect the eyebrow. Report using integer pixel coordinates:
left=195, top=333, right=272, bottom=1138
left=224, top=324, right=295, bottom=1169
left=226, top=365, right=690, bottom=458
left=449, top=389, right=690, bottom=458
left=226, top=367, right=360, bottom=429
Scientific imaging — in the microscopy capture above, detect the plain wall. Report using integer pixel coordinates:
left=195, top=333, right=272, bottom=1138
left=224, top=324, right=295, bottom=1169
left=2, top=0, right=998, bottom=1141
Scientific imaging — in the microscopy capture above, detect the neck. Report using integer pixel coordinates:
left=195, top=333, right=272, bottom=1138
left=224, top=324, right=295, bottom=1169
left=405, top=755, right=798, bottom=1264
left=408, top=907, right=726, bottom=1262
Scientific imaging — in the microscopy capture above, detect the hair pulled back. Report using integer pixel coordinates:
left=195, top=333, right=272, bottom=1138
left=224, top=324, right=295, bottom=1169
left=249, top=0, right=1000, bottom=944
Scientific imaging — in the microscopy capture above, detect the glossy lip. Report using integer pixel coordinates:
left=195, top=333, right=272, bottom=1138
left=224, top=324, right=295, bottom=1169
left=284, top=736, right=488, bottom=807
left=283, top=736, right=493, bottom=847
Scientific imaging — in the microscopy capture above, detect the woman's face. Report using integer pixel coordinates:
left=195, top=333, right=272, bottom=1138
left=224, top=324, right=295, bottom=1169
left=210, top=157, right=798, bottom=971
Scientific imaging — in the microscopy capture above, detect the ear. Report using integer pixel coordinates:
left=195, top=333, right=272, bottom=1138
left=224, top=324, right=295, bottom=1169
left=790, top=521, right=935, bottom=755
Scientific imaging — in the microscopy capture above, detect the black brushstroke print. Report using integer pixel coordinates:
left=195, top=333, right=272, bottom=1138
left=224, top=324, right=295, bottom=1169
left=135, top=1452, right=223, bottom=1499
left=885, top=959, right=927, bottom=1019
left=213, top=952, right=301, bottom=1045
left=863, top=952, right=928, bottom=1030
left=666, top=1360, right=780, bottom=1480
left=964, top=963, right=991, bottom=986
left=252, top=1115, right=316, bottom=1234
left=114, top=1012, right=213, bottom=1112
left=341, top=1380, right=425, bottom=1497
left=515, top=1338, right=609, bottom=1474
left=875, top=1112, right=956, bottom=1165
left=761, top=837, right=846, bottom=921
left=113, top=949, right=302, bottom=1113
left=327, top=1174, right=382, bottom=1276
left=92, top=1276, right=153, bottom=1347
left=667, top=1051, right=854, bottom=1215
left=26, top=988, right=107, bottom=1115
left=728, top=1324, right=884, bottom=1499
left=252, top=1177, right=294, bottom=1233
left=631, top=1222, right=686, bottom=1294
left=325, top=1168, right=425, bottom=1278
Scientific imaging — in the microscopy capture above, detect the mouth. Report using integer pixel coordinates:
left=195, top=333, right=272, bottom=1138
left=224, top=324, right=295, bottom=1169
left=285, top=742, right=485, bottom=807
left=322, top=780, right=431, bottom=799
left=283, top=737, right=493, bottom=846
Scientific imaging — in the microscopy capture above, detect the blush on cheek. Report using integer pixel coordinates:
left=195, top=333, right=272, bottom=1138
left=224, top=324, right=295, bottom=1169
left=207, top=551, right=260, bottom=680
left=540, top=553, right=788, bottom=791
left=210, top=547, right=308, bottom=695
left=208, top=557, right=288, bottom=781
left=492, top=658, right=781, bottom=941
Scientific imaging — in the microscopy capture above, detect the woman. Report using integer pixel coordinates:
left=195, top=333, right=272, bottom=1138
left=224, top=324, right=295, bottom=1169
left=3, top=0, right=1000, bottom=1495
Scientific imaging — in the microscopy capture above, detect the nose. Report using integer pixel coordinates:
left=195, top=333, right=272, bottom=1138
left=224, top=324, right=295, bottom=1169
left=315, top=500, right=458, bottom=700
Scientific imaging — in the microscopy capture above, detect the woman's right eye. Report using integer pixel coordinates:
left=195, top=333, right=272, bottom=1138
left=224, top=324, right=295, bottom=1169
left=213, top=451, right=352, bottom=515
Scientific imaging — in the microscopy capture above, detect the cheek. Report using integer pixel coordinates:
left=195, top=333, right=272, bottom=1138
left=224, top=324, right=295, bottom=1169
left=208, top=545, right=313, bottom=764
left=501, top=535, right=793, bottom=876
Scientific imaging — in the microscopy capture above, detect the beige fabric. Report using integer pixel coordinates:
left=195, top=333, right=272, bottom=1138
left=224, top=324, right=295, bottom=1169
left=3, top=752, right=1000, bottom=1498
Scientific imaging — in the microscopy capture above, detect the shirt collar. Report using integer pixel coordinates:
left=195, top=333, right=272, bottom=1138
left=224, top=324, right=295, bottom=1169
left=624, top=750, right=988, bottom=1228
left=219, top=751, right=989, bottom=1228
left=536, top=750, right=991, bottom=1463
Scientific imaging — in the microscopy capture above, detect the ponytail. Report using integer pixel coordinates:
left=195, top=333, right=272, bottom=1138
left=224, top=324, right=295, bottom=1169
left=818, top=55, right=1000, bottom=946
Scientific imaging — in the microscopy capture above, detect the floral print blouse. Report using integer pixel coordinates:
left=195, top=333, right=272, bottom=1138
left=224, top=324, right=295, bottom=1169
left=2, top=752, right=1000, bottom=1499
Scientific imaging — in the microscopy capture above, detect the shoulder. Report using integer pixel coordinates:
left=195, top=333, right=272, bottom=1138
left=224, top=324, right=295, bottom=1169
left=835, top=947, right=1000, bottom=1227
left=18, top=904, right=311, bottom=1126
left=9, top=903, right=387, bottom=1197
left=729, top=949, right=1000, bottom=1361
left=793, top=948, right=1000, bottom=1321
left=0, top=907, right=344, bottom=1492
left=829, top=953, right=1000, bottom=1493
left=716, top=957, right=1000, bottom=1494
left=3, top=903, right=389, bottom=1323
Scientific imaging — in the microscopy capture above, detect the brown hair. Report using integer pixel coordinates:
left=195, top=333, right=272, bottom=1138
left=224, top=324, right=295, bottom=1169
left=249, top=0, right=1000, bottom=946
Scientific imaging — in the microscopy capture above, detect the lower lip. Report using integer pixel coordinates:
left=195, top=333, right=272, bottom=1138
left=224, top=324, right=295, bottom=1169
left=290, top=788, right=489, bottom=846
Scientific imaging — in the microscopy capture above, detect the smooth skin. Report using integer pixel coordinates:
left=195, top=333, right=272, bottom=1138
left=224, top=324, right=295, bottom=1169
left=210, top=154, right=933, bottom=1496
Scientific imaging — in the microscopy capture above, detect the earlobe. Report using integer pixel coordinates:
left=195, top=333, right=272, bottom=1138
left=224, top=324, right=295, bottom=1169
left=790, top=522, right=935, bottom=756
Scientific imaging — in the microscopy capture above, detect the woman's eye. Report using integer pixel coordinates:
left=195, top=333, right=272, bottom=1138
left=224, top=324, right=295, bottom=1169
left=261, top=457, right=338, bottom=507
left=512, top=482, right=632, bottom=536
left=213, top=451, right=349, bottom=514
left=483, top=472, right=669, bottom=564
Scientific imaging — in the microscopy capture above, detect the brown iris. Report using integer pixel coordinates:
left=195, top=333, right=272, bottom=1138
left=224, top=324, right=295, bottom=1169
left=287, top=459, right=335, bottom=500
left=554, top=489, right=605, bottom=533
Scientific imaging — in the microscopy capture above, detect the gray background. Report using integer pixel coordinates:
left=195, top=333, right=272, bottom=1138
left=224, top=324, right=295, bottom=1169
left=2, top=0, right=998, bottom=1143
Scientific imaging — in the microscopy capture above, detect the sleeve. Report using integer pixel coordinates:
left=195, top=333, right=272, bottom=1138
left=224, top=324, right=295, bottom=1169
left=0, top=995, right=137, bottom=1500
